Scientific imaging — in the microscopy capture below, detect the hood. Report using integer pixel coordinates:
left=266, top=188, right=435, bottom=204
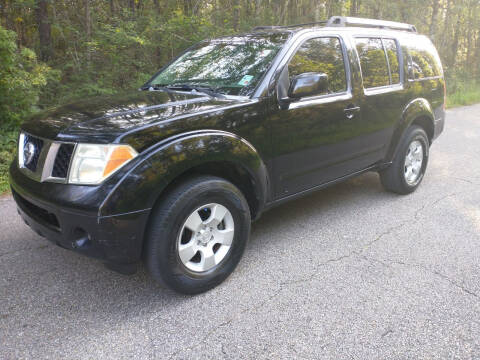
left=22, top=91, right=243, bottom=144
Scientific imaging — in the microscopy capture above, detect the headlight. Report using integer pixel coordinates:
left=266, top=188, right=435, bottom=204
left=69, top=144, right=138, bottom=185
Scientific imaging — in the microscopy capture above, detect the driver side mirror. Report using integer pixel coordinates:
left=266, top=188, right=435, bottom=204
left=288, top=72, right=328, bottom=99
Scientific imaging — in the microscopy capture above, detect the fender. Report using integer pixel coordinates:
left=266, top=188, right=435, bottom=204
left=384, top=97, right=435, bottom=162
left=99, top=130, right=269, bottom=217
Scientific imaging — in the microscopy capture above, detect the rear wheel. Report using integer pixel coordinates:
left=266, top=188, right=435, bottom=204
left=145, top=175, right=251, bottom=294
left=380, top=125, right=429, bottom=195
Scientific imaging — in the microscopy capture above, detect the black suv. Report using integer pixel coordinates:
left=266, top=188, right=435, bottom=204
left=10, top=17, right=445, bottom=294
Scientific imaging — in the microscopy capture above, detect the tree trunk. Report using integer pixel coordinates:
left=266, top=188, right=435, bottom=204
left=475, top=30, right=480, bottom=80
left=233, top=0, right=240, bottom=31
left=85, top=0, right=91, bottom=62
left=153, top=0, right=160, bottom=13
left=35, top=0, right=52, bottom=61
left=465, top=1, right=476, bottom=68
left=0, top=0, right=5, bottom=28
left=314, top=1, right=324, bottom=22
left=326, top=0, right=334, bottom=19
left=288, top=0, right=298, bottom=24
left=129, top=0, right=135, bottom=16
left=450, top=14, right=462, bottom=67
left=350, top=0, right=359, bottom=17
left=183, top=0, right=193, bottom=16
left=398, top=1, right=409, bottom=22
left=372, top=2, right=381, bottom=19
left=109, top=0, right=115, bottom=15
left=429, top=0, right=440, bottom=39
left=441, top=0, right=452, bottom=50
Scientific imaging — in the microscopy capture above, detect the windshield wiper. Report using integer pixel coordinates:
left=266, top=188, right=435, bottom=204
left=165, top=84, right=226, bottom=99
left=141, top=84, right=177, bottom=94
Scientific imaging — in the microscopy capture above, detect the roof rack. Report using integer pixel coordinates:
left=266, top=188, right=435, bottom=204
left=252, top=16, right=417, bottom=33
left=326, top=16, right=417, bottom=33
left=252, top=21, right=327, bottom=32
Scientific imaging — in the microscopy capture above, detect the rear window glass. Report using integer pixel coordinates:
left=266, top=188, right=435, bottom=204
left=407, top=37, right=442, bottom=80
left=355, top=38, right=390, bottom=88
left=383, top=39, right=400, bottom=84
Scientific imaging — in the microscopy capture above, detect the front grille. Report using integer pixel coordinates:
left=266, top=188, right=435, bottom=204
left=23, top=134, right=44, bottom=172
left=52, top=144, right=75, bottom=178
left=19, top=132, right=75, bottom=182
left=13, top=190, right=60, bottom=230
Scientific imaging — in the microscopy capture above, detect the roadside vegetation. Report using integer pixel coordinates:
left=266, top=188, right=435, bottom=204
left=447, top=81, right=480, bottom=108
left=0, top=130, right=16, bottom=195
left=1, top=0, right=479, bottom=195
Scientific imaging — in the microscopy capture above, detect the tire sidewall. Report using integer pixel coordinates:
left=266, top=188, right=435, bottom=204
left=397, top=127, right=429, bottom=191
left=148, top=178, right=250, bottom=294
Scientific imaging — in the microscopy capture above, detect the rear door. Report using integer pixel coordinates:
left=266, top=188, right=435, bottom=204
left=353, top=36, right=406, bottom=159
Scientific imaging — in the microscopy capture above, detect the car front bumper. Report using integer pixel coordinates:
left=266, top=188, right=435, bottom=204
left=9, top=162, right=150, bottom=271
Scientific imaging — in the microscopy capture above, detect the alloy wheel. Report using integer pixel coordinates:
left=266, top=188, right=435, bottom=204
left=404, top=140, right=424, bottom=185
left=177, top=203, right=234, bottom=272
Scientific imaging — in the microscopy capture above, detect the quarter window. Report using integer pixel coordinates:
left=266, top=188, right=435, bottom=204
left=407, top=38, right=442, bottom=80
left=288, top=37, right=347, bottom=95
left=355, top=38, right=390, bottom=88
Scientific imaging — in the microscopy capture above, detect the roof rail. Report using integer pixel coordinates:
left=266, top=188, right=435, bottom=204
left=252, top=21, right=327, bottom=32
left=251, top=17, right=417, bottom=33
left=326, top=16, right=417, bottom=33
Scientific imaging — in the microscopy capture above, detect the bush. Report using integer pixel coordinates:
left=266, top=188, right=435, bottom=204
left=445, top=71, right=480, bottom=108
left=0, top=25, right=57, bottom=194
left=0, top=129, right=17, bottom=195
left=0, top=25, right=57, bottom=127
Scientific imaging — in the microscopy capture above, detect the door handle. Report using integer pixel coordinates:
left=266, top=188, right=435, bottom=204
left=344, top=106, right=361, bottom=119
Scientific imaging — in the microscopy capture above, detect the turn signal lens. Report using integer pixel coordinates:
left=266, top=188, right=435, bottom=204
left=103, top=146, right=136, bottom=178
left=69, top=144, right=137, bottom=185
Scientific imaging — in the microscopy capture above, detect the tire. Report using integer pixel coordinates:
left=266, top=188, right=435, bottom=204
left=144, top=175, right=251, bottom=294
left=380, top=125, right=429, bottom=195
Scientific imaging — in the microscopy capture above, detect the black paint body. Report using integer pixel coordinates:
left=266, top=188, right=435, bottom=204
left=10, top=26, right=446, bottom=270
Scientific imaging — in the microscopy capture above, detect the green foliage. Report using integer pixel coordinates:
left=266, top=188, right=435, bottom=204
left=0, top=25, right=56, bottom=126
left=3, top=0, right=479, bottom=109
left=447, top=80, right=480, bottom=108
left=0, top=126, right=17, bottom=195
left=39, top=9, right=219, bottom=106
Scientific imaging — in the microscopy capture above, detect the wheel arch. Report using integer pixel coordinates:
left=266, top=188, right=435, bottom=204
left=152, top=160, right=264, bottom=221
left=385, top=98, right=435, bottom=162
left=100, top=130, right=269, bottom=220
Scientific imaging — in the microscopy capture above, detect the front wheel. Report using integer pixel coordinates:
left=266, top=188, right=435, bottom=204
left=380, top=125, right=429, bottom=195
left=145, top=175, right=251, bottom=294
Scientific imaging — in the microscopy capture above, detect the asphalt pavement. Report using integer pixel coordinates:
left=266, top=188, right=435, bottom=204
left=1, top=104, right=480, bottom=359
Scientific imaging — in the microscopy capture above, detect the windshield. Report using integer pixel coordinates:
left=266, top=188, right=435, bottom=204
left=149, top=33, right=288, bottom=96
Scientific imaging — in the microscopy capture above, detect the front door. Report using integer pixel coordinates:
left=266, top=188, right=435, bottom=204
left=268, top=35, right=377, bottom=198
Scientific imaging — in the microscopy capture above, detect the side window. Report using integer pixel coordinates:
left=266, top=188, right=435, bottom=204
left=288, top=37, right=347, bottom=95
left=383, top=39, right=400, bottom=84
left=408, top=38, right=442, bottom=80
left=355, top=38, right=390, bottom=88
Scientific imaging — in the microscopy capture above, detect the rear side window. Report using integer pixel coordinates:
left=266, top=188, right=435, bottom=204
left=355, top=38, right=390, bottom=88
left=383, top=39, right=400, bottom=84
left=407, top=37, right=442, bottom=80
left=355, top=37, right=401, bottom=89
left=288, top=37, right=347, bottom=95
